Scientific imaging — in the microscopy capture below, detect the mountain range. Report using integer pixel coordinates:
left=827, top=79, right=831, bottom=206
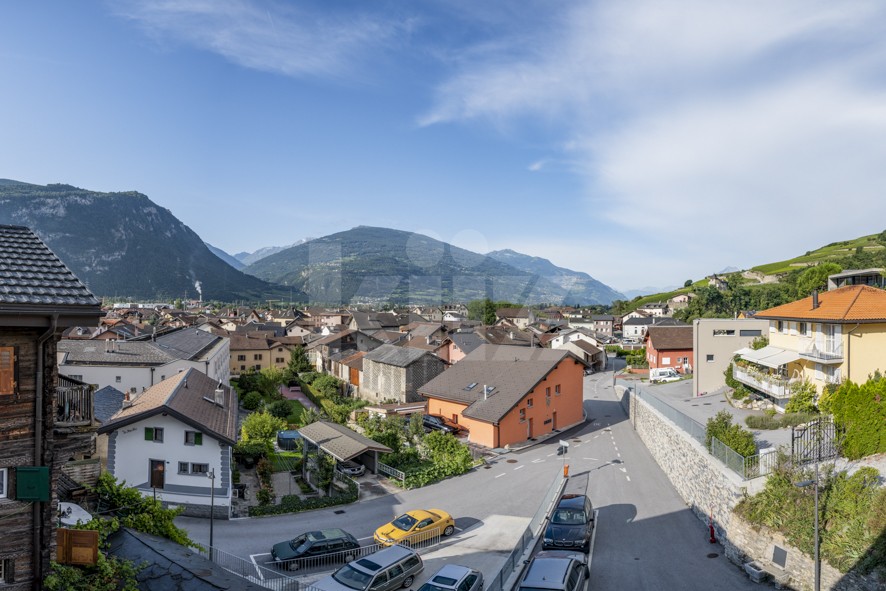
left=0, top=180, right=284, bottom=302
left=0, top=179, right=623, bottom=305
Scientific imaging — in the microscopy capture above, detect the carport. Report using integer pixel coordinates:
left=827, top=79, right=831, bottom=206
left=298, top=420, right=392, bottom=475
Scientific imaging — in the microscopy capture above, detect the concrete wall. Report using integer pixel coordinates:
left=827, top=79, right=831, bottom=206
left=622, top=386, right=882, bottom=590
left=693, top=318, right=768, bottom=396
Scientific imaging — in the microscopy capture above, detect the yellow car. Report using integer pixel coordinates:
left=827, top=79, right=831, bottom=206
left=374, top=509, right=455, bottom=546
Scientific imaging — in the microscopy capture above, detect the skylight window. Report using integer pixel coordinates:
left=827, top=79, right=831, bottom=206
left=464, top=382, right=478, bottom=391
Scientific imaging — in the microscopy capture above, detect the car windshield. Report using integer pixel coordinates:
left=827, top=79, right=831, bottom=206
left=418, top=583, right=454, bottom=591
left=333, top=565, right=373, bottom=590
left=392, top=514, right=418, bottom=530
left=551, top=509, right=586, bottom=525
left=289, top=536, right=306, bottom=551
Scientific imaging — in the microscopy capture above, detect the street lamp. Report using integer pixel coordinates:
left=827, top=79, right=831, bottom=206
left=794, top=465, right=820, bottom=591
left=207, top=469, right=216, bottom=562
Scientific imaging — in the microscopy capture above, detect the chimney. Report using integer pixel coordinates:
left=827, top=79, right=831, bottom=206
left=214, top=384, right=225, bottom=407
left=483, top=385, right=488, bottom=400
left=812, top=290, right=819, bottom=309
left=122, top=391, right=132, bottom=409
left=426, top=335, right=432, bottom=345
left=509, top=331, right=514, bottom=340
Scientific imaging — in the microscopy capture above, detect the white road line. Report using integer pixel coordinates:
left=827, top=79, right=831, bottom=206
left=619, top=467, right=627, bottom=473
left=532, top=458, right=545, bottom=463
left=626, top=475, right=631, bottom=482
left=547, top=453, right=556, bottom=457
left=616, top=453, right=621, bottom=458
left=514, top=465, right=525, bottom=471
left=583, top=457, right=598, bottom=461
left=249, top=554, right=266, bottom=581
left=613, top=446, right=618, bottom=451
left=495, top=473, right=506, bottom=478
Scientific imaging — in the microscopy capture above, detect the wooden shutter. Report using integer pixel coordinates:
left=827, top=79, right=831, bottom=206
left=195, top=432, right=203, bottom=445
left=144, top=427, right=153, bottom=441
left=0, top=347, right=15, bottom=395
left=57, top=528, right=98, bottom=565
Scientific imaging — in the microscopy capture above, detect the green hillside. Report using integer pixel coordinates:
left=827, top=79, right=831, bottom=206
left=751, top=234, right=886, bottom=275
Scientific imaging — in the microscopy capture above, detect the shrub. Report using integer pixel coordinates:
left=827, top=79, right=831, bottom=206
left=830, top=379, right=886, bottom=459
left=249, top=479, right=358, bottom=516
left=256, top=488, right=273, bottom=506
left=745, top=414, right=781, bottom=430
left=241, top=391, right=263, bottom=411
left=706, top=410, right=756, bottom=456
left=731, top=385, right=749, bottom=401
left=267, top=400, right=292, bottom=420
left=785, top=380, right=819, bottom=414
left=240, top=411, right=287, bottom=444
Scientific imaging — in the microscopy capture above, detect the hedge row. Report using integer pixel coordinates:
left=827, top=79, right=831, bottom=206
left=249, top=480, right=358, bottom=517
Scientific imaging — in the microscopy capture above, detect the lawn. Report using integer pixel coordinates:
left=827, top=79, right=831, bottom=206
left=285, top=399, right=306, bottom=425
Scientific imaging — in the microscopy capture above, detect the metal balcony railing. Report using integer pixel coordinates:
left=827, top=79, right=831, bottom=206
left=800, top=339, right=843, bottom=363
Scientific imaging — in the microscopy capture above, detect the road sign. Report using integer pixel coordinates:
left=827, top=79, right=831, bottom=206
left=559, top=440, right=570, bottom=448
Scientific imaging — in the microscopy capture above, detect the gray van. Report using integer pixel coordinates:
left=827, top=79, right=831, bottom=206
left=310, top=545, right=424, bottom=591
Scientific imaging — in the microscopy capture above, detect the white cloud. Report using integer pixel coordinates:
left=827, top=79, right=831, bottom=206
left=113, top=0, right=410, bottom=79
left=422, top=0, right=886, bottom=285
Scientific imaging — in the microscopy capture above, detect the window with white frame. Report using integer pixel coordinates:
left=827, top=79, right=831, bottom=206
left=0, top=468, right=6, bottom=499
left=178, top=462, right=189, bottom=474
left=662, top=357, right=671, bottom=365
left=527, top=398, right=533, bottom=408
left=706, top=354, right=714, bottom=362
left=191, top=463, right=209, bottom=474
left=145, top=427, right=164, bottom=442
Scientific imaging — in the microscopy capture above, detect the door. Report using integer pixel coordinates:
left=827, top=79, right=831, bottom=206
left=552, top=411, right=557, bottom=431
left=527, top=417, right=533, bottom=439
left=150, top=460, right=165, bottom=489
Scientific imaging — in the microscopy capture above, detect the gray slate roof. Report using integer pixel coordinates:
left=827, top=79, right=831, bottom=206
left=363, top=343, right=434, bottom=367
left=623, top=317, right=687, bottom=327
left=0, top=224, right=100, bottom=307
left=108, top=528, right=268, bottom=590
left=450, top=331, right=484, bottom=355
left=153, top=328, right=222, bottom=360
left=60, top=340, right=174, bottom=365
left=94, top=385, right=126, bottom=423
left=298, top=421, right=392, bottom=461
left=419, top=344, right=580, bottom=424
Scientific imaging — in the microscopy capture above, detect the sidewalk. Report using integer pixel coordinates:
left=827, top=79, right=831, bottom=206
left=280, top=384, right=319, bottom=411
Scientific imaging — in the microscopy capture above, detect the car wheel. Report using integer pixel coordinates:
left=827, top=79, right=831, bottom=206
left=443, top=524, right=454, bottom=536
left=402, top=576, right=414, bottom=588
left=287, top=561, right=300, bottom=572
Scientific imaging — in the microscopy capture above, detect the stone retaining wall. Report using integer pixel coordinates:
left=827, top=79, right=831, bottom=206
left=621, top=387, right=882, bottom=590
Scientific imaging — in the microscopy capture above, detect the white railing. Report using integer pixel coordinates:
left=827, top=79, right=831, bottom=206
left=732, top=366, right=790, bottom=399
left=377, top=462, right=405, bottom=483
left=197, top=545, right=299, bottom=590
left=801, top=339, right=843, bottom=362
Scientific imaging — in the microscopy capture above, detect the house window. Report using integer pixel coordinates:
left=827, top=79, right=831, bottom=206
left=776, top=321, right=783, bottom=332
left=191, top=463, right=209, bottom=474
left=253, top=354, right=263, bottom=361
left=545, top=387, right=551, bottom=397
left=0, top=346, right=16, bottom=395
left=713, top=329, right=735, bottom=336
left=276, top=358, right=285, bottom=364
left=0, top=468, right=6, bottom=499
left=240, top=365, right=246, bottom=371
left=144, top=427, right=164, bottom=442
left=237, top=355, right=246, bottom=361
left=527, top=398, right=534, bottom=408
left=706, top=354, right=714, bottom=362
left=555, top=385, right=561, bottom=395
left=184, top=431, right=203, bottom=446
left=115, top=376, right=122, bottom=383
left=178, top=462, right=189, bottom=474
left=662, top=357, right=671, bottom=365
left=739, top=329, right=762, bottom=337
left=519, top=408, right=526, bottom=422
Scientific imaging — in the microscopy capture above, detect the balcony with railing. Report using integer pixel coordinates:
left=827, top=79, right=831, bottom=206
left=56, top=376, right=94, bottom=427
left=800, top=338, right=843, bottom=363
left=733, top=365, right=794, bottom=399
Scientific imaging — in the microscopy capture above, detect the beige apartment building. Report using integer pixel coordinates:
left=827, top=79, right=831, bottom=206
left=692, top=318, right=768, bottom=397
left=733, top=285, right=886, bottom=411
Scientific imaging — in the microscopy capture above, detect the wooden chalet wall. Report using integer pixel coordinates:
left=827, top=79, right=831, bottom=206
left=0, top=328, right=59, bottom=590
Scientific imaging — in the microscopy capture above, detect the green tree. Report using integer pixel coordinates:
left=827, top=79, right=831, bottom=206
left=423, top=431, right=473, bottom=474
left=240, top=410, right=287, bottom=444
left=483, top=298, right=497, bottom=325
left=785, top=380, right=819, bottom=414
left=300, top=406, right=325, bottom=426
left=684, top=279, right=693, bottom=288
left=241, top=391, right=262, bottom=411
left=257, top=366, right=286, bottom=397
left=795, top=262, right=842, bottom=298
left=830, top=378, right=886, bottom=459
left=267, top=399, right=292, bottom=420
left=287, top=345, right=312, bottom=375
left=706, top=410, right=756, bottom=456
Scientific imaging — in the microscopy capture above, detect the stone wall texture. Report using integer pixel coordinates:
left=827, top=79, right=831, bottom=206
left=621, top=387, right=883, bottom=591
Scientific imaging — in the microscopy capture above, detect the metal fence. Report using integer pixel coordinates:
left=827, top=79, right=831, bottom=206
left=196, top=545, right=299, bottom=591
left=485, top=476, right=566, bottom=591
left=377, top=461, right=405, bottom=483
left=618, top=380, right=776, bottom=480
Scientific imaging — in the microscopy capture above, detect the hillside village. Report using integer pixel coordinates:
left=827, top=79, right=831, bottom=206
left=1, top=225, right=884, bottom=590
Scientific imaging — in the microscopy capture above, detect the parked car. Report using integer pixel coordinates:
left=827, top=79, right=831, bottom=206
left=422, top=414, right=466, bottom=435
left=543, top=494, right=594, bottom=552
left=311, top=544, right=424, bottom=591
left=374, top=509, right=455, bottom=546
left=418, top=564, right=483, bottom=591
left=649, top=367, right=681, bottom=383
left=517, top=551, right=589, bottom=591
left=337, top=460, right=365, bottom=477
left=271, top=528, right=361, bottom=571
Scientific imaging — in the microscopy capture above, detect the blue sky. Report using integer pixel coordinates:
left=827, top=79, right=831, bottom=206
left=3, top=1, right=886, bottom=293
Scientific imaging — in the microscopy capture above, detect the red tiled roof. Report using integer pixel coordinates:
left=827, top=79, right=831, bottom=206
left=755, top=285, right=886, bottom=322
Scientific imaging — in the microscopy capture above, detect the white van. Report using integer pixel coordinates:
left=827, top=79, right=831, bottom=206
left=649, top=368, right=681, bottom=383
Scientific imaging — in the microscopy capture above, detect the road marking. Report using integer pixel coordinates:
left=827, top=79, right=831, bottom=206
left=583, top=457, right=598, bottom=461
left=613, top=446, right=618, bottom=452
left=495, top=473, right=506, bottom=478
left=626, top=475, right=631, bottom=482
left=547, top=453, right=555, bottom=457
left=619, top=467, right=627, bottom=473
left=532, top=458, right=545, bottom=463
left=616, top=452, right=621, bottom=458
left=514, top=465, right=525, bottom=471
left=249, top=554, right=266, bottom=580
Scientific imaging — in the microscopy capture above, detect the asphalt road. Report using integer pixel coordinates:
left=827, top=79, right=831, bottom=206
left=177, top=360, right=759, bottom=590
